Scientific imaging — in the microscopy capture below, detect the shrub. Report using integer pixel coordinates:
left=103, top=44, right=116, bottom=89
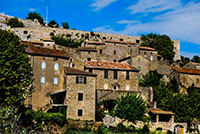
left=25, top=110, right=66, bottom=125
left=142, top=124, right=150, bottom=134
left=51, top=34, right=84, bottom=48
left=7, top=17, right=24, bottom=28
left=167, top=130, right=173, bottom=134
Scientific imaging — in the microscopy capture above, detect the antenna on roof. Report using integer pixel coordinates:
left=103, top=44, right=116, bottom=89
left=45, top=6, right=48, bottom=26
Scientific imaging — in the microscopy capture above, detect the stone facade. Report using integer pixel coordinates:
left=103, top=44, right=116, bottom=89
left=64, top=67, right=97, bottom=121
left=27, top=50, right=69, bottom=110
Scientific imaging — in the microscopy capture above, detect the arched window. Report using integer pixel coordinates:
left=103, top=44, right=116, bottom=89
left=54, top=63, right=59, bottom=71
left=41, top=62, right=46, bottom=69
left=41, top=76, right=45, bottom=84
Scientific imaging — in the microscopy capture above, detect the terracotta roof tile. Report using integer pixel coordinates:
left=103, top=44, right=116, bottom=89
left=172, top=66, right=200, bottom=75
left=41, top=38, right=54, bottom=42
left=77, top=47, right=97, bottom=52
left=139, top=46, right=157, bottom=51
left=64, top=67, right=97, bottom=76
left=87, top=40, right=105, bottom=45
left=20, top=40, right=43, bottom=46
left=26, top=45, right=70, bottom=58
left=148, top=108, right=174, bottom=115
left=104, top=39, right=137, bottom=44
left=84, top=61, right=139, bottom=71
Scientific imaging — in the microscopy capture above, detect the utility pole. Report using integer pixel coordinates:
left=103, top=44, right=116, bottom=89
left=45, top=6, right=48, bottom=26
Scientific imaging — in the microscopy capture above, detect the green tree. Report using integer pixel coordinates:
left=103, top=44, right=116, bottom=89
left=191, top=55, right=200, bottom=63
left=112, top=94, right=147, bottom=124
left=7, top=17, right=24, bottom=28
left=62, top=22, right=69, bottom=29
left=141, top=33, right=175, bottom=61
left=26, top=12, right=44, bottom=25
left=180, top=55, right=190, bottom=67
left=51, top=34, right=84, bottom=48
left=48, top=20, right=59, bottom=28
left=0, top=29, right=33, bottom=106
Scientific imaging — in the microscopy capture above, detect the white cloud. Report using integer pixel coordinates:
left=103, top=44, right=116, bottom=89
left=91, top=0, right=117, bottom=11
left=128, top=0, right=182, bottom=14
left=93, top=25, right=119, bottom=34
left=29, top=8, right=37, bottom=12
left=117, top=20, right=140, bottom=24
left=93, top=1, right=200, bottom=45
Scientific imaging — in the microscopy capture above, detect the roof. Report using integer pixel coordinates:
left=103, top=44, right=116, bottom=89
left=104, top=39, right=137, bottom=45
left=84, top=61, right=139, bottom=71
left=20, top=40, right=43, bottom=46
left=77, top=47, right=97, bottom=52
left=87, top=40, right=105, bottom=45
left=26, top=45, right=70, bottom=59
left=139, top=46, right=157, bottom=51
left=64, top=67, right=97, bottom=76
left=41, top=38, right=54, bottom=42
left=148, top=108, right=174, bottom=115
left=172, top=66, right=200, bottom=75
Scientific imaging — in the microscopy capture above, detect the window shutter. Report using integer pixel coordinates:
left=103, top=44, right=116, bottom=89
left=84, top=77, right=87, bottom=84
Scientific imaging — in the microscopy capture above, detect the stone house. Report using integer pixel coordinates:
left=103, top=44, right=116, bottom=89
left=23, top=43, right=70, bottom=110
left=171, top=67, right=200, bottom=93
left=63, top=67, right=97, bottom=121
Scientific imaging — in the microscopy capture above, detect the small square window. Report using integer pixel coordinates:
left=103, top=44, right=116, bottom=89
left=53, top=57, right=58, bottom=61
left=87, top=58, right=91, bottom=61
left=78, top=109, right=83, bottom=116
left=89, top=69, right=92, bottom=73
left=136, top=40, right=140, bottom=43
left=76, top=76, right=86, bottom=84
left=78, top=93, right=83, bottom=101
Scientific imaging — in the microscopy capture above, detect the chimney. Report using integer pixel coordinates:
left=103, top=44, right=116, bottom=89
left=153, top=101, right=157, bottom=109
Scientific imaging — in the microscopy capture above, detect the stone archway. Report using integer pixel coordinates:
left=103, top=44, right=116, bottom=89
left=174, top=124, right=184, bottom=134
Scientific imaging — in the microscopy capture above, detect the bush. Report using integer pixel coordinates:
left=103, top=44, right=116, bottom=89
left=25, top=110, right=66, bottom=125
left=156, top=127, right=163, bottom=131
left=142, top=124, right=150, bottom=134
left=167, top=130, right=173, bottom=134
left=7, top=17, right=24, bottom=28
left=51, top=34, right=84, bottom=48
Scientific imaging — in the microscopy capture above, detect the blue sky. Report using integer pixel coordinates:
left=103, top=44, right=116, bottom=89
left=1, top=0, right=200, bottom=58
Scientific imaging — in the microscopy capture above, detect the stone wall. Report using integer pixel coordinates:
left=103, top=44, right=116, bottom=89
left=84, top=68, right=139, bottom=92
left=28, top=55, right=68, bottom=110
left=65, top=75, right=96, bottom=121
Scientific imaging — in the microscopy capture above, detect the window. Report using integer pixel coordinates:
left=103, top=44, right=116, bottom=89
left=138, top=57, right=140, bottom=61
left=89, top=69, right=92, bottom=73
left=197, top=79, right=199, bottom=84
left=113, top=71, right=118, bottom=79
left=41, top=76, right=45, bottom=84
left=76, top=76, right=86, bottom=84
left=43, top=57, right=46, bottom=60
left=88, top=51, right=90, bottom=54
left=138, top=66, right=141, bottom=70
left=78, top=109, right=83, bottom=116
left=120, top=38, right=123, bottom=41
left=126, top=85, right=130, bottom=91
left=126, top=71, right=130, bottom=80
left=114, top=59, right=116, bottom=62
left=53, top=77, right=58, bottom=85
left=41, top=62, right=46, bottom=70
left=87, top=58, right=91, bottom=61
left=144, top=52, right=147, bottom=57
left=23, top=31, right=28, bottom=34
left=53, top=57, right=58, bottom=61
left=100, top=49, right=102, bottom=54
left=78, top=93, right=83, bottom=101
left=103, top=37, right=106, bottom=39
left=150, top=56, right=153, bottom=61
left=104, top=70, right=108, bottom=79
left=114, top=85, right=117, bottom=90
left=54, top=63, right=59, bottom=71
left=136, top=40, right=140, bottom=43
left=104, top=84, right=108, bottom=89
left=114, top=50, right=116, bottom=54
